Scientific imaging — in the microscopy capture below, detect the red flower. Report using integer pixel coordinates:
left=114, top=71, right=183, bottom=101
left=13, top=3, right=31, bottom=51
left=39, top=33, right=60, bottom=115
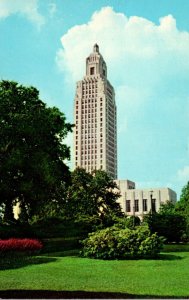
left=0, top=239, right=43, bottom=252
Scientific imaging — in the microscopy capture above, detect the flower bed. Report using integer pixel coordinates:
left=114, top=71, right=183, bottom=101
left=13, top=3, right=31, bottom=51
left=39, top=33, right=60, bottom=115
left=0, top=238, right=43, bottom=253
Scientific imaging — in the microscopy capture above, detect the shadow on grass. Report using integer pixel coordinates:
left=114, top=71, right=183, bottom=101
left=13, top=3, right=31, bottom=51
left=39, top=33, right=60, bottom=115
left=0, top=256, right=57, bottom=271
left=0, top=290, right=188, bottom=299
left=158, top=253, right=184, bottom=260
left=163, top=244, right=189, bottom=253
left=0, top=251, right=183, bottom=271
left=42, top=249, right=80, bottom=257
left=42, top=251, right=184, bottom=261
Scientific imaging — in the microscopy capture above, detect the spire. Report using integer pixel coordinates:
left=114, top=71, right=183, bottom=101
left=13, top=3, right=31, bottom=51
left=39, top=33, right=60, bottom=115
left=93, top=43, right=99, bottom=53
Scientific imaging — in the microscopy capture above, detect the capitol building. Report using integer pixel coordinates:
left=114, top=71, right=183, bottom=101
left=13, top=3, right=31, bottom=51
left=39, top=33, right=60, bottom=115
left=73, top=44, right=177, bottom=218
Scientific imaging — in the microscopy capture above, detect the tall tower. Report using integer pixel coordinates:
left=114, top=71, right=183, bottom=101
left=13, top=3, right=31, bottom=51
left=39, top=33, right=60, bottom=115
left=74, top=44, right=117, bottom=179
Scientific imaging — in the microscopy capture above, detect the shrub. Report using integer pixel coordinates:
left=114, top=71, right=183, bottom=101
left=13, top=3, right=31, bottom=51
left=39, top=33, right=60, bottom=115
left=74, top=215, right=102, bottom=232
left=114, top=216, right=141, bottom=229
left=144, top=213, right=187, bottom=242
left=0, top=238, right=43, bottom=253
left=81, top=226, right=164, bottom=259
left=30, top=217, right=91, bottom=239
left=0, top=223, right=36, bottom=239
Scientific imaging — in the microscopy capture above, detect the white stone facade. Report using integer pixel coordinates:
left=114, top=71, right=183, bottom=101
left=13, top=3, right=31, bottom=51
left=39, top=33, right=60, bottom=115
left=115, top=182, right=177, bottom=218
left=73, top=44, right=178, bottom=217
left=74, top=44, right=117, bottom=179
left=115, top=179, right=135, bottom=191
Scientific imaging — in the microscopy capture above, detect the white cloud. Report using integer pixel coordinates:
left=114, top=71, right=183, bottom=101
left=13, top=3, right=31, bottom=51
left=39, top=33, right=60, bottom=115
left=56, top=6, right=189, bottom=188
left=56, top=9, right=189, bottom=115
left=0, top=0, right=45, bottom=28
left=56, top=7, right=189, bottom=82
left=177, top=166, right=189, bottom=182
left=56, top=7, right=189, bottom=134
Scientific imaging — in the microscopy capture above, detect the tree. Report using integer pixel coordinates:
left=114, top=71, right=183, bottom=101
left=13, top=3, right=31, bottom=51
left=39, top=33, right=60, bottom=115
left=64, top=168, right=93, bottom=218
left=90, top=169, right=122, bottom=219
left=158, top=201, right=176, bottom=215
left=176, top=182, right=189, bottom=238
left=65, top=168, right=122, bottom=221
left=177, top=182, right=189, bottom=216
left=144, top=201, right=186, bottom=242
left=0, top=80, right=73, bottom=222
left=115, top=215, right=141, bottom=229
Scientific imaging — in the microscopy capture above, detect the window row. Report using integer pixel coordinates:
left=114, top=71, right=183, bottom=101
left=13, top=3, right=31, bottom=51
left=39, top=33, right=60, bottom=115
left=125, top=199, right=156, bottom=213
left=82, top=90, right=98, bottom=94
left=75, top=154, right=103, bottom=160
left=82, top=84, right=98, bottom=89
left=75, top=163, right=103, bottom=171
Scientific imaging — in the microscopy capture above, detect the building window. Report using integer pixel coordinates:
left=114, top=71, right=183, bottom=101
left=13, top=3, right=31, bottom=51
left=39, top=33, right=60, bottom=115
left=143, top=199, right=147, bottom=212
left=90, top=67, right=94, bottom=75
left=134, top=199, right=139, bottom=212
left=126, top=200, right=131, bottom=212
left=152, top=199, right=156, bottom=213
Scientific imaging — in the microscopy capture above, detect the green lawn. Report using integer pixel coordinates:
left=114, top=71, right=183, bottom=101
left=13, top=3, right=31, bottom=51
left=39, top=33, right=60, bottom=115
left=0, top=245, right=189, bottom=298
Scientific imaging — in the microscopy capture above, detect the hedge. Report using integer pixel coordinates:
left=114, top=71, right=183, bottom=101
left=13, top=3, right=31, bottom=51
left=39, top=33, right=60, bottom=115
left=0, top=238, right=43, bottom=253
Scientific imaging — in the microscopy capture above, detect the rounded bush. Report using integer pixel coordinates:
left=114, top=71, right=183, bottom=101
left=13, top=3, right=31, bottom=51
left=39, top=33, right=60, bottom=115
left=81, top=226, right=164, bottom=259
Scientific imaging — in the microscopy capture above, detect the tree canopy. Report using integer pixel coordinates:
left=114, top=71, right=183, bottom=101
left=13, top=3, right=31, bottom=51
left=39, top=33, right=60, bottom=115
left=0, top=80, right=73, bottom=222
left=65, top=167, right=122, bottom=220
left=177, top=181, right=189, bottom=216
left=144, top=201, right=186, bottom=242
left=175, top=182, right=189, bottom=238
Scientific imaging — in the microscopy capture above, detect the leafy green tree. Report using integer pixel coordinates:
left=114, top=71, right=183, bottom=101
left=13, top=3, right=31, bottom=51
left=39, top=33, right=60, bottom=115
left=176, top=182, right=189, bottom=238
left=90, top=169, right=122, bottom=219
left=177, top=182, right=189, bottom=215
left=0, top=80, right=73, bottom=222
left=65, top=168, right=122, bottom=221
left=144, top=201, right=186, bottom=242
left=114, top=215, right=141, bottom=229
left=64, top=168, right=93, bottom=218
left=159, top=201, right=176, bottom=215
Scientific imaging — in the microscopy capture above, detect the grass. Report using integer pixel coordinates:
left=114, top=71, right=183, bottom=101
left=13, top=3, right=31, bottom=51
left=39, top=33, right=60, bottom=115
left=0, top=244, right=189, bottom=298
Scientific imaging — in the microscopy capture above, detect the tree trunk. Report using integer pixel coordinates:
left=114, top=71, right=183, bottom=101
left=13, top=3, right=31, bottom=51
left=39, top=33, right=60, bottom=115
left=3, top=200, right=15, bottom=224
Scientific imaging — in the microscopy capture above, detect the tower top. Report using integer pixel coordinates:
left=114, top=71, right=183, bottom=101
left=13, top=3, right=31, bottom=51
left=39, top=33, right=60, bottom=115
left=93, top=43, right=99, bottom=53
left=85, top=44, right=107, bottom=78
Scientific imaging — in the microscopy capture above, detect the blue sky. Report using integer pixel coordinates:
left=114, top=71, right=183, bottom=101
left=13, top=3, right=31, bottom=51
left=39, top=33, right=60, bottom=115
left=0, top=0, right=189, bottom=198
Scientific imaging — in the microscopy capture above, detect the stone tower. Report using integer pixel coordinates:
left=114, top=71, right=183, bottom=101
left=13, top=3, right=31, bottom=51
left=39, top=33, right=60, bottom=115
left=74, top=44, right=117, bottom=179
